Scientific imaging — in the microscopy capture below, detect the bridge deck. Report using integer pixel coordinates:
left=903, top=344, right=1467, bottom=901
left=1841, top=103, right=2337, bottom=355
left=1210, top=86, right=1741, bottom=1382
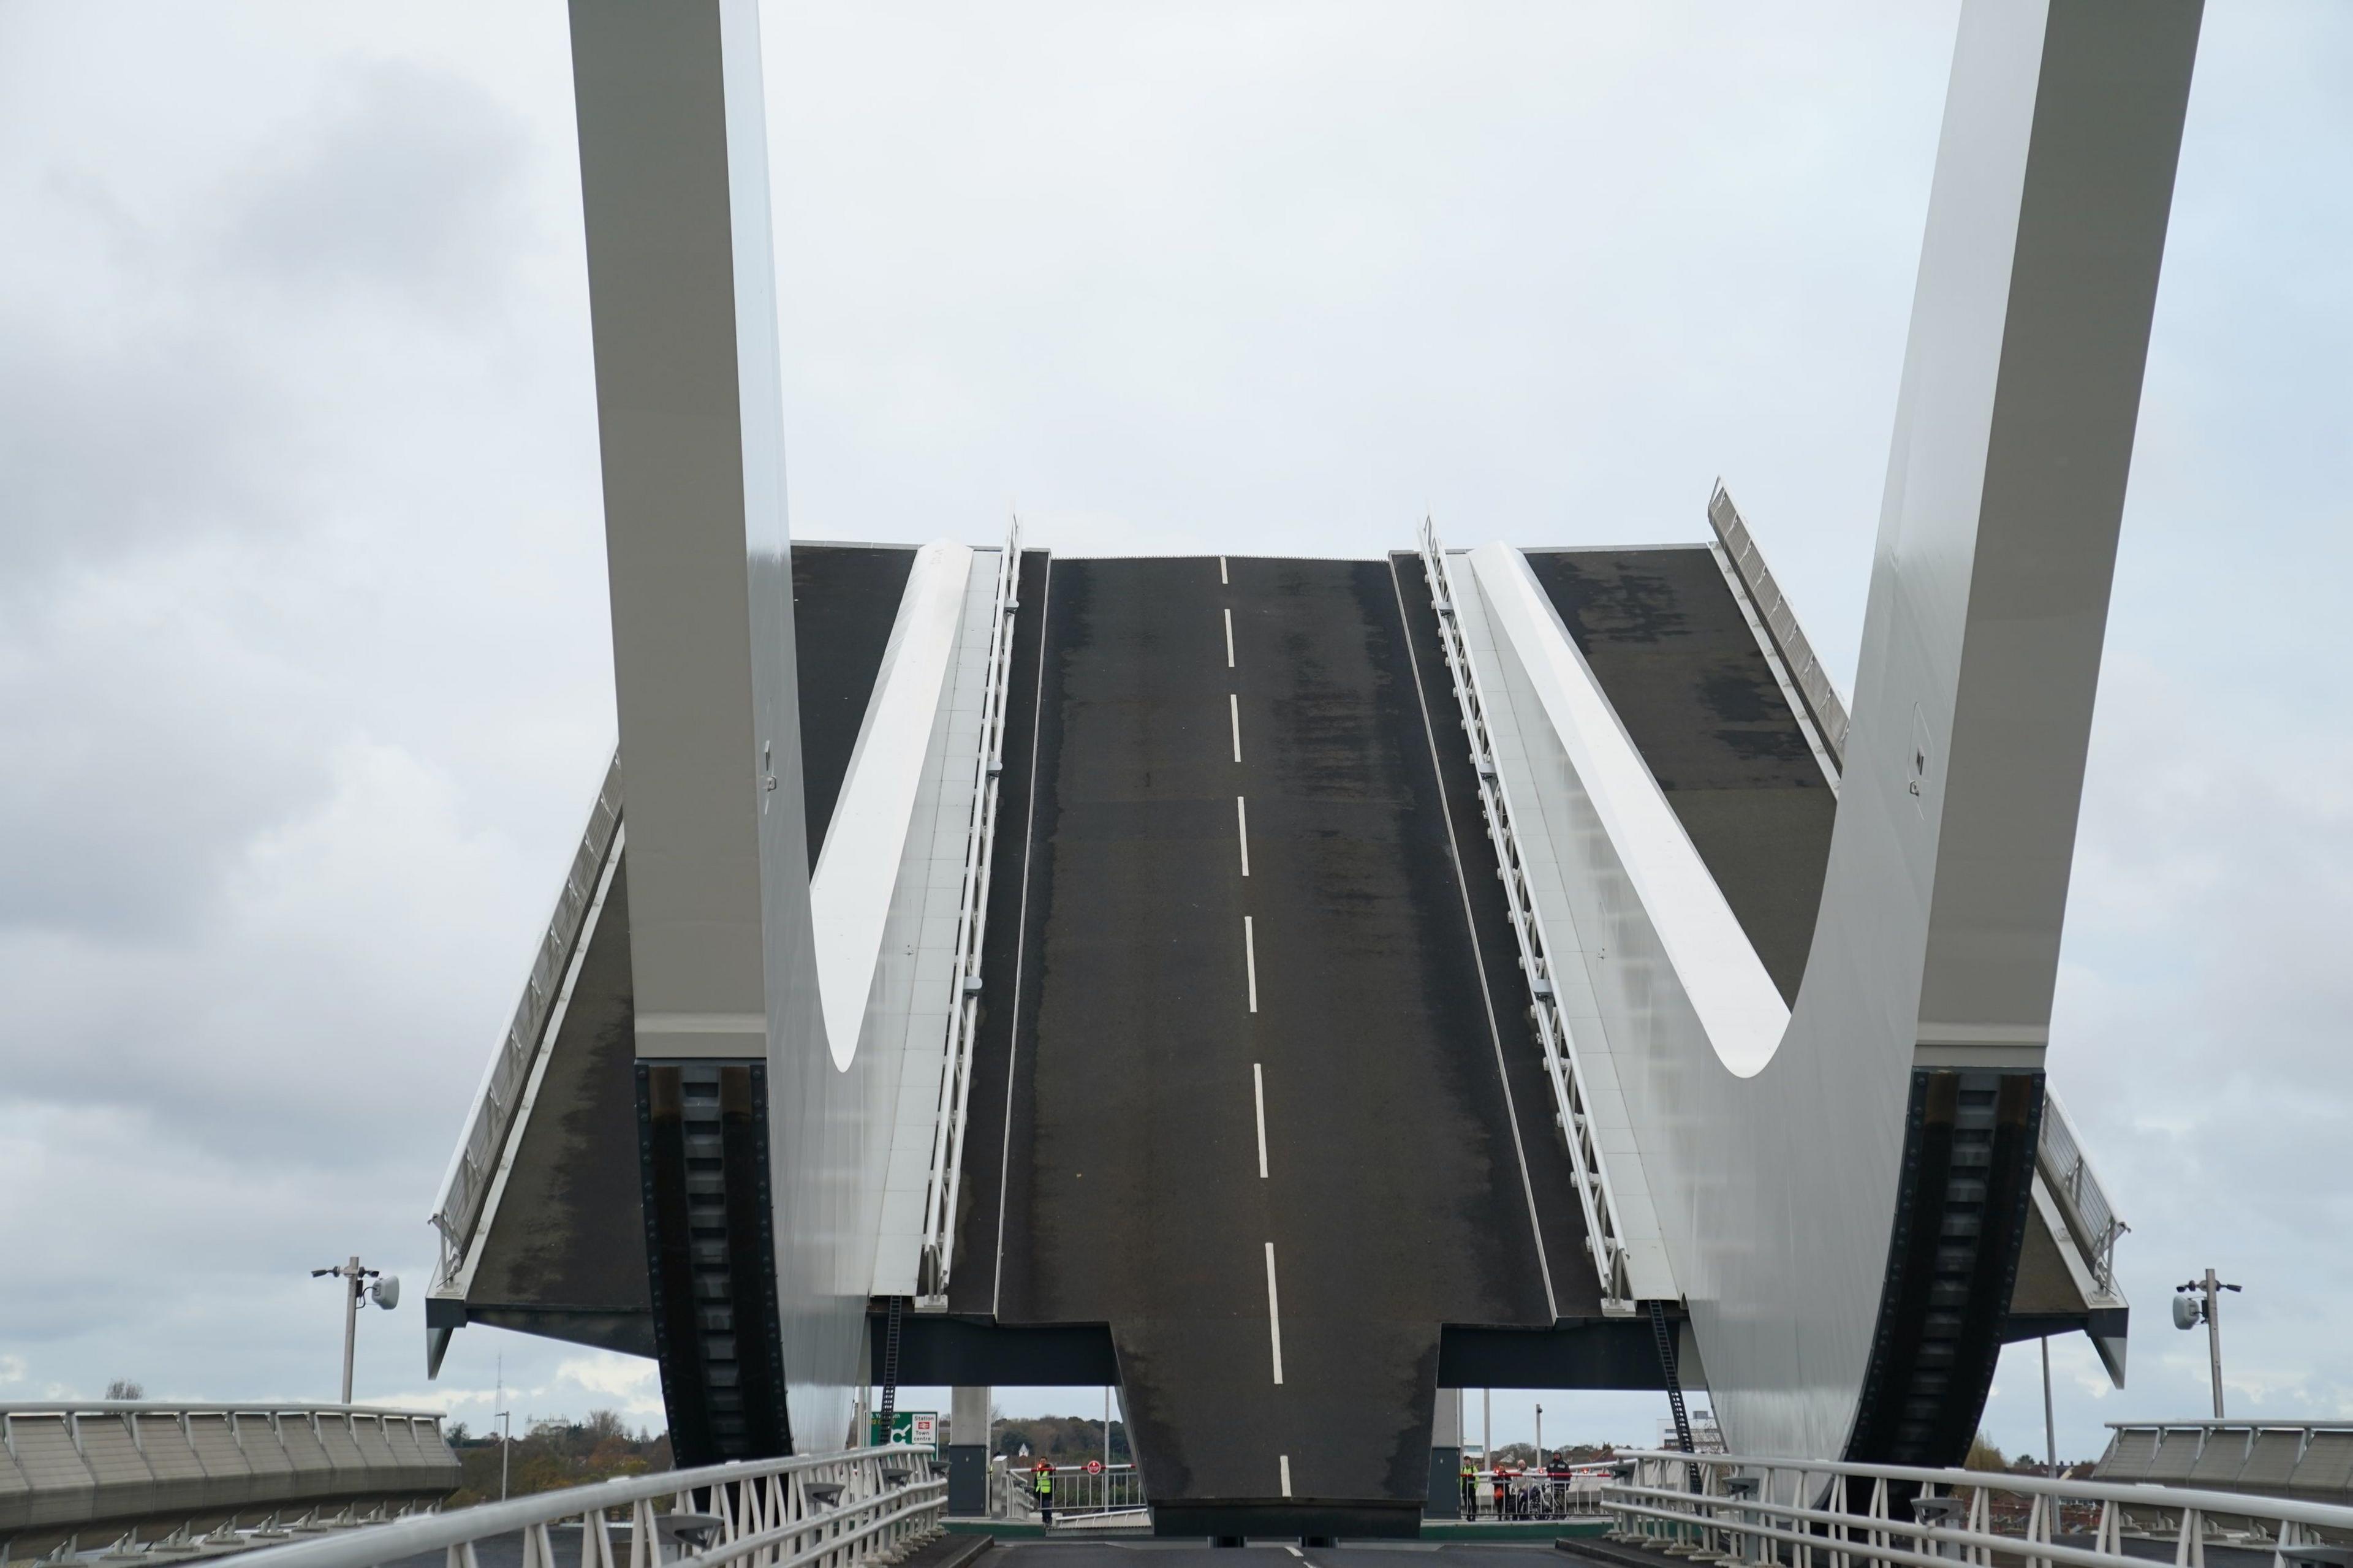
left=791, top=544, right=918, bottom=867
left=977, top=556, right=1579, bottom=1534
left=444, top=537, right=2107, bottom=1498
left=1519, top=545, right=1835, bottom=1003
left=449, top=542, right=917, bottom=1367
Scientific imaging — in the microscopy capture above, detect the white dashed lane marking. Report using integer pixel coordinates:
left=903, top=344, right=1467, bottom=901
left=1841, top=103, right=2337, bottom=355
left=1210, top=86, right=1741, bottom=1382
left=1229, top=694, right=1242, bottom=763
left=1253, top=1062, right=1268, bottom=1178
left=1224, top=606, right=1235, bottom=667
left=1236, top=795, right=1251, bottom=876
left=1243, top=915, right=1259, bottom=1012
left=1265, top=1242, right=1284, bottom=1385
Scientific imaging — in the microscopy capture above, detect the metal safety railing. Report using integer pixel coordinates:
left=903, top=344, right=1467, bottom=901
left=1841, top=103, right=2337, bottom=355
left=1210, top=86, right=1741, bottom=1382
left=915, top=520, right=1023, bottom=1306
left=1462, top=1471, right=1613, bottom=1521
left=1707, top=482, right=1851, bottom=768
left=1604, top=1448, right=2353, bottom=1568
left=1019, top=1464, right=1146, bottom=1523
left=1416, top=518, right=1636, bottom=1312
left=2037, top=1092, right=2128, bottom=1295
left=987, top=1458, right=1026, bottom=1521
left=233, top=1445, right=944, bottom=1568
left=430, top=754, right=626, bottom=1290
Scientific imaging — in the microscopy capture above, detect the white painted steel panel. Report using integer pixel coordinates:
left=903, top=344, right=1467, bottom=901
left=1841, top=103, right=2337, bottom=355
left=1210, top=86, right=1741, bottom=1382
left=809, top=540, right=974, bottom=1071
left=868, top=550, right=1002, bottom=1296
left=1441, top=551, right=1677, bottom=1301
left=133, top=1413, right=209, bottom=1517
left=234, top=1414, right=294, bottom=1492
left=10, top=1416, right=94, bottom=1527
left=275, top=1417, right=335, bottom=1502
left=1469, top=543, right=1788, bottom=1078
left=183, top=1414, right=252, bottom=1494
left=0, top=1441, right=28, bottom=1533
left=574, top=0, right=781, bottom=1065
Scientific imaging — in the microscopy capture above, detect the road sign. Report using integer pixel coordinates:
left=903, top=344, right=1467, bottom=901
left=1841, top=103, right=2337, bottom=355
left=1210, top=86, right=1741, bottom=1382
left=869, top=1410, right=939, bottom=1449
left=1085, top=1459, right=1102, bottom=1474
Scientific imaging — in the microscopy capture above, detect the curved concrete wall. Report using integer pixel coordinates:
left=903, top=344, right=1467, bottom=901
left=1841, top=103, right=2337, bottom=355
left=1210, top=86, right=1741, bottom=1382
left=0, top=1404, right=457, bottom=1560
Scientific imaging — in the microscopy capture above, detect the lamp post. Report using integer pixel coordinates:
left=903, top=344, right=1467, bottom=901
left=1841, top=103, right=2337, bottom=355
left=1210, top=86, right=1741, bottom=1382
left=2041, top=1335, right=2058, bottom=1479
left=495, top=1357, right=512, bottom=1502
left=2173, top=1270, right=2242, bottom=1418
left=311, top=1256, right=398, bottom=1404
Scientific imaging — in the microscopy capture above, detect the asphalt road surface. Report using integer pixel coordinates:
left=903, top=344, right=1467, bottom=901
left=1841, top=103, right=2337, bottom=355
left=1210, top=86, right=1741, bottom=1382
left=988, top=556, right=1566, bottom=1533
left=1519, top=546, right=1835, bottom=1003
left=972, top=1541, right=1590, bottom=1568
left=381, top=1535, right=1598, bottom=1568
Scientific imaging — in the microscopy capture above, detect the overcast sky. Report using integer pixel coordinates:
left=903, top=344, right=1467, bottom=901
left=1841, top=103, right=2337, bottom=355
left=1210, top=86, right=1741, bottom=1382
left=2, top=1, right=2349, bottom=1465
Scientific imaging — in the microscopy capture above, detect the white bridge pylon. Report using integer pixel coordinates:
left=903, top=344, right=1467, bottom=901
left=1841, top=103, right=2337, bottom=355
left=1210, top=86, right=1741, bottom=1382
left=1418, top=0, right=2201, bottom=1465
left=564, top=0, right=1021, bottom=1449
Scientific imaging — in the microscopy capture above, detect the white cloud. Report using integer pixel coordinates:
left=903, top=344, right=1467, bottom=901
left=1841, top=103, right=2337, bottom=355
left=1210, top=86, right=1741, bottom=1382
left=3, top=0, right=2350, bottom=1456
left=553, top=1355, right=668, bottom=1421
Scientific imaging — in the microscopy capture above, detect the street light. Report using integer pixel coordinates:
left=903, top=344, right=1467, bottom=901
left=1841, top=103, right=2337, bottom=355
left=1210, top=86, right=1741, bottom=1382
left=495, top=1357, right=513, bottom=1502
left=2173, top=1269, right=2242, bottom=1418
left=311, top=1256, right=399, bottom=1404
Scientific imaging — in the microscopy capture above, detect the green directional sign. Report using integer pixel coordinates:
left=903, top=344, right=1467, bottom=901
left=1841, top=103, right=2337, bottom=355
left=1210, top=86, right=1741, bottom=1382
left=870, top=1410, right=939, bottom=1449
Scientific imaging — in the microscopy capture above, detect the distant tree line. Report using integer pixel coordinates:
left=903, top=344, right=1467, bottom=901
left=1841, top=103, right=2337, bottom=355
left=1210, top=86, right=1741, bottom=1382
left=1484, top=1442, right=1616, bottom=1469
left=444, top=1411, right=672, bottom=1506
left=1964, top=1434, right=2097, bottom=1478
left=987, top=1414, right=1130, bottom=1464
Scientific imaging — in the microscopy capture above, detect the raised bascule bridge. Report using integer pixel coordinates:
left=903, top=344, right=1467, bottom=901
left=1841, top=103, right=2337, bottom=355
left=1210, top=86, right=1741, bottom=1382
left=417, top=0, right=2194, bottom=1545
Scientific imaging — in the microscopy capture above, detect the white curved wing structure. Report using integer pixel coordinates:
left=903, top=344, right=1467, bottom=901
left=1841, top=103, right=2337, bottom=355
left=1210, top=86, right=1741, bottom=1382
left=1467, top=542, right=1789, bottom=1078
left=809, top=540, right=974, bottom=1070
left=1443, top=0, right=2200, bottom=1464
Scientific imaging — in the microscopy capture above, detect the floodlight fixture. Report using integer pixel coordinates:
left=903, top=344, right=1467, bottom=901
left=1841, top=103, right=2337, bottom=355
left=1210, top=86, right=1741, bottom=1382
left=2173, top=1270, right=2241, bottom=1417
left=314, top=1255, right=396, bottom=1404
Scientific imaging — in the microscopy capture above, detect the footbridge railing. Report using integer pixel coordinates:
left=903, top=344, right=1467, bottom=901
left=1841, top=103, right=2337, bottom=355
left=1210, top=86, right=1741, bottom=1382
left=1416, top=518, right=1637, bottom=1312
left=917, top=520, right=1023, bottom=1306
left=2038, top=1093, right=2128, bottom=1296
left=429, top=752, right=626, bottom=1292
left=1604, top=1447, right=2353, bottom=1568
left=233, top=1444, right=942, bottom=1568
left=1025, top=1463, right=1146, bottom=1524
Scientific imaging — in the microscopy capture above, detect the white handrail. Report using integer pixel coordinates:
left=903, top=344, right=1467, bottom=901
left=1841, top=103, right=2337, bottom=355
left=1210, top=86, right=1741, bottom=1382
left=915, top=518, right=1023, bottom=1304
left=2037, top=1090, right=2128, bottom=1294
left=1605, top=1447, right=2353, bottom=1568
left=428, top=754, right=626, bottom=1289
left=1416, top=519, right=1635, bottom=1311
left=232, top=1444, right=943, bottom=1568
left=1707, top=482, right=1851, bottom=766
left=1026, top=1463, right=1147, bottom=1518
